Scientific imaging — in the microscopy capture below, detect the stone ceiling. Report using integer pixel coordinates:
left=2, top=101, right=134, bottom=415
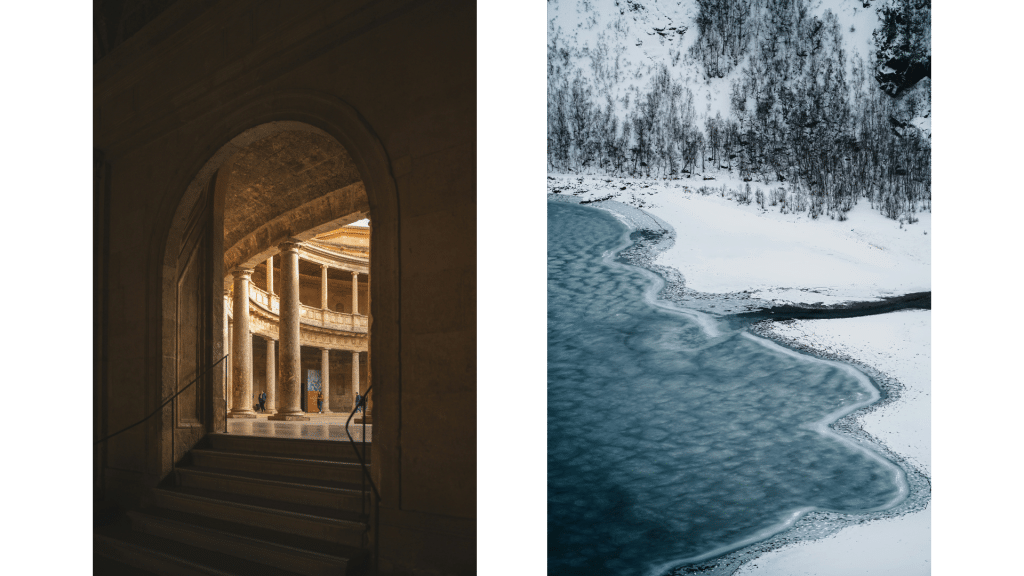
left=222, top=130, right=364, bottom=257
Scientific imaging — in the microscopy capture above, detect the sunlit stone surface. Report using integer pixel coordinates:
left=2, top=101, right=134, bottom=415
left=226, top=414, right=371, bottom=442
left=547, top=202, right=904, bottom=576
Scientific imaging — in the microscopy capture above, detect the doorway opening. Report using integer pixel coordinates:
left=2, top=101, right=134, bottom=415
left=160, top=119, right=391, bottom=472
left=225, top=220, right=373, bottom=442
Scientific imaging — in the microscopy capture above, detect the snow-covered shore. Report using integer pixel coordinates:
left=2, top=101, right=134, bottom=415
left=547, top=179, right=931, bottom=574
left=548, top=173, right=930, bottom=306
left=739, top=311, right=931, bottom=576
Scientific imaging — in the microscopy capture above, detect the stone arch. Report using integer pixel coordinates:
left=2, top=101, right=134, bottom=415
left=216, top=125, right=370, bottom=279
left=155, top=91, right=399, bottom=479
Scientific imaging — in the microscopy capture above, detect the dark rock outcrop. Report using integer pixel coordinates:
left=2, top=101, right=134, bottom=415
left=876, top=56, right=931, bottom=97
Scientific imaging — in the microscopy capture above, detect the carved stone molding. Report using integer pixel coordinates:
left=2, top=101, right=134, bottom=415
left=248, top=284, right=368, bottom=334
left=248, top=304, right=367, bottom=352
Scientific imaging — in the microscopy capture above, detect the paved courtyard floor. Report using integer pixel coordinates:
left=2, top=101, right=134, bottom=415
left=225, top=411, right=371, bottom=442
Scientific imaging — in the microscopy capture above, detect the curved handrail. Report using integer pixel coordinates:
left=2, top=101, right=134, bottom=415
left=94, top=354, right=229, bottom=445
left=345, top=385, right=380, bottom=501
left=345, top=385, right=380, bottom=576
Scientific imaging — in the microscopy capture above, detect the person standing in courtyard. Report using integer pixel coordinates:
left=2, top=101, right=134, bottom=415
left=317, top=390, right=324, bottom=413
left=258, top=390, right=266, bottom=413
left=354, top=393, right=363, bottom=414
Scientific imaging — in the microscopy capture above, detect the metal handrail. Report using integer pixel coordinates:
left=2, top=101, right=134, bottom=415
left=345, top=385, right=380, bottom=500
left=94, top=354, right=229, bottom=446
left=345, top=385, right=379, bottom=575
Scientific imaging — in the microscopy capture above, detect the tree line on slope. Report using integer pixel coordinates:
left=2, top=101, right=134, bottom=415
left=548, top=0, right=931, bottom=224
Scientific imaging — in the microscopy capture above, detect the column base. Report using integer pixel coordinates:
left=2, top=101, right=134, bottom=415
left=269, top=413, right=309, bottom=421
left=228, top=411, right=257, bottom=419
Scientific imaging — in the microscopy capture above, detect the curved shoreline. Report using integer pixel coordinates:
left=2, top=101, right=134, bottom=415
left=550, top=196, right=932, bottom=576
left=549, top=193, right=931, bottom=320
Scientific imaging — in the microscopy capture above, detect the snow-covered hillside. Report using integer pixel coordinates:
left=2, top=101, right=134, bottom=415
left=548, top=0, right=931, bottom=224
left=550, top=0, right=885, bottom=124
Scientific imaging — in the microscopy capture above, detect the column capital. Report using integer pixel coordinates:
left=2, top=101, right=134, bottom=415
left=231, top=267, right=255, bottom=279
left=278, top=240, right=303, bottom=253
left=351, top=270, right=359, bottom=277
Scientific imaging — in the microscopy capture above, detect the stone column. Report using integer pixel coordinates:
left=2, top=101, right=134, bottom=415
left=351, top=351, right=360, bottom=409
left=351, top=272, right=359, bottom=315
left=270, top=242, right=308, bottom=420
left=265, top=337, right=277, bottom=414
left=321, top=265, right=329, bottom=310
left=321, top=348, right=331, bottom=413
left=229, top=268, right=256, bottom=418
left=226, top=318, right=234, bottom=412
left=266, top=256, right=274, bottom=295
left=223, top=290, right=232, bottom=412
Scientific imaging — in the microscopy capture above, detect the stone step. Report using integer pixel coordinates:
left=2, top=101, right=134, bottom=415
left=128, top=509, right=367, bottom=576
left=174, top=466, right=367, bottom=513
left=94, top=553, right=162, bottom=576
left=208, top=433, right=370, bottom=463
left=151, top=487, right=366, bottom=547
left=191, top=449, right=367, bottom=485
left=94, top=531, right=305, bottom=576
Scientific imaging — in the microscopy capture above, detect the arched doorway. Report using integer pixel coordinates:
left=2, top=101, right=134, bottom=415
left=158, top=97, right=399, bottom=487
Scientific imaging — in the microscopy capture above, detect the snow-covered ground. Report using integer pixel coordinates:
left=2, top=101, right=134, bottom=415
left=549, top=173, right=930, bottom=304
left=549, top=175, right=931, bottom=573
left=769, top=312, right=931, bottom=474
left=739, top=310, right=930, bottom=575
left=735, top=505, right=929, bottom=576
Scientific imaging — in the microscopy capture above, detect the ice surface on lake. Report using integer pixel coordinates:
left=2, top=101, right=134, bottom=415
left=547, top=202, right=905, bottom=576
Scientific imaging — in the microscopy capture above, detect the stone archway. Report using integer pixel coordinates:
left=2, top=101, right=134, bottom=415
left=157, top=92, right=399, bottom=483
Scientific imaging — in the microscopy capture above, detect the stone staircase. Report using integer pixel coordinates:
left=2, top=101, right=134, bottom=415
left=95, top=434, right=372, bottom=576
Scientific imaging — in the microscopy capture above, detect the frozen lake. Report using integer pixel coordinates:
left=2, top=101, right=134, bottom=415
left=547, top=202, right=907, bottom=576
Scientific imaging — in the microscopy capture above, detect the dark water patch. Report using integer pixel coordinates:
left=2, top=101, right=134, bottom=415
left=658, top=320, right=931, bottom=576
left=548, top=202, right=908, bottom=576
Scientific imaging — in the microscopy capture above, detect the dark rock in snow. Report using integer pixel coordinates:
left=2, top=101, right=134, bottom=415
left=888, top=115, right=908, bottom=129
left=876, top=57, right=930, bottom=97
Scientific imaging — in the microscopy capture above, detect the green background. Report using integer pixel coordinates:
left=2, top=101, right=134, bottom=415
left=2, top=0, right=1015, bottom=569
